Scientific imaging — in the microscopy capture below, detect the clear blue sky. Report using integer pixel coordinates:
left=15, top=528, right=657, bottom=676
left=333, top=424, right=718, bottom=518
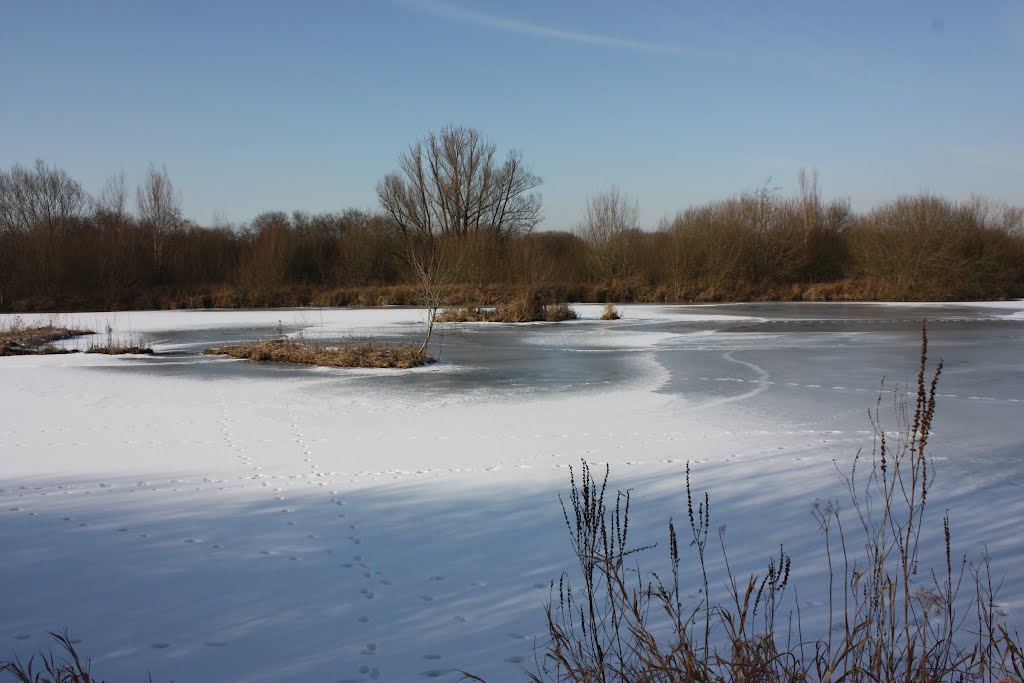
left=2, top=0, right=1022, bottom=230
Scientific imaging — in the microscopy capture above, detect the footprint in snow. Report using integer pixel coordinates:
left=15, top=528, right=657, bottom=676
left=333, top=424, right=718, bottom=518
left=204, top=641, right=228, bottom=647
left=422, top=654, right=442, bottom=660
left=420, top=670, right=448, bottom=678
left=151, top=642, right=171, bottom=649
left=504, top=655, right=529, bottom=663
left=12, top=634, right=31, bottom=641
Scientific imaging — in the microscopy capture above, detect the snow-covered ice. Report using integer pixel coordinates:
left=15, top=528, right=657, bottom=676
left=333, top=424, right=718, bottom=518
left=2, top=302, right=1022, bottom=682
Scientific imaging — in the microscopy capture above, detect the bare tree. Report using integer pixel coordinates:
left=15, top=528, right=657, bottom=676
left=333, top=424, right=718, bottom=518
left=377, top=126, right=543, bottom=355
left=578, top=186, right=640, bottom=281
left=0, top=160, right=88, bottom=300
left=235, top=211, right=295, bottom=306
left=136, top=163, right=182, bottom=279
left=377, top=125, right=542, bottom=240
left=94, top=171, right=134, bottom=303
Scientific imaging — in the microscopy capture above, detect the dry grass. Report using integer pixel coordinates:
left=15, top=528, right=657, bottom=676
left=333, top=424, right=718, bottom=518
left=599, top=302, right=621, bottom=320
left=0, top=317, right=91, bottom=356
left=438, top=293, right=578, bottom=323
left=203, top=336, right=433, bottom=369
left=84, top=341, right=153, bottom=356
left=0, top=630, right=99, bottom=682
left=84, top=322, right=153, bottom=355
left=543, top=302, right=579, bottom=322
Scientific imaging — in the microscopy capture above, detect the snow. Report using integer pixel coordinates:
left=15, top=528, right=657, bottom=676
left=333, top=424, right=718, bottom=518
left=1, top=303, right=1022, bottom=682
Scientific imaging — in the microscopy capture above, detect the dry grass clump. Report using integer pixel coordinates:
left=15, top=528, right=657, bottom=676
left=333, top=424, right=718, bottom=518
left=599, top=302, right=621, bottom=320
left=203, top=336, right=432, bottom=369
left=85, top=341, right=153, bottom=355
left=438, top=292, right=578, bottom=323
left=1, top=630, right=100, bottom=683
left=84, top=322, right=153, bottom=355
left=542, top=302, right=578, bottom=322
left=515, top=323, right=1023, bottom=683
left=0, top=317, right=91, bottom=356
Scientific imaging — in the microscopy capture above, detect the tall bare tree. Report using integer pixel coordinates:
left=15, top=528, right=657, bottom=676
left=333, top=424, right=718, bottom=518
left=0, top=160, right=88, bottom=300
left=94, top=171, right=135, bottom=302
left=136, top=163, right=181, bottom=280
left=377, top=126, right=543, bottom=354
left=579, top=186, right=640, bottom=281
left=377, top=126, right=542, bottom=240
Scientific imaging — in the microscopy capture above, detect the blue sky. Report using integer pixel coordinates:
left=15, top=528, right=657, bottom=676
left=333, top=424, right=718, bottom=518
left=2, top=0, right=1022, bottom=230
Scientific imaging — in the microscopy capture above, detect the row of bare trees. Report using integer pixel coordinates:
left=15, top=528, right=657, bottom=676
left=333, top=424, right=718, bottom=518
left=2, top=131, right=1023, bottom=312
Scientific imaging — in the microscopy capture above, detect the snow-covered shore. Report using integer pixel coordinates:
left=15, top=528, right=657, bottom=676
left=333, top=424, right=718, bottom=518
left=2, top=303, right=1022, bottom=682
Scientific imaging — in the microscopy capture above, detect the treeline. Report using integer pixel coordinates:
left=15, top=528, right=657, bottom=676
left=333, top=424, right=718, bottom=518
left=1, top=160, right=1022, bottom=312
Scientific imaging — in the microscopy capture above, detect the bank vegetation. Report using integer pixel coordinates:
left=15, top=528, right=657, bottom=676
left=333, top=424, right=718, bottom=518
left=2, top=156, right=1022, bottom=314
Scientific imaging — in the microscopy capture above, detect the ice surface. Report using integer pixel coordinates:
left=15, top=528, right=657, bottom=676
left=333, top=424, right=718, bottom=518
left=1, top=302, right=1022, bottom=682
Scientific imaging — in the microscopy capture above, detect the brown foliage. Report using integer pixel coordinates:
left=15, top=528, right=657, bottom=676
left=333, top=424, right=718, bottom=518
left=2, top=158, right=1022, bottom=313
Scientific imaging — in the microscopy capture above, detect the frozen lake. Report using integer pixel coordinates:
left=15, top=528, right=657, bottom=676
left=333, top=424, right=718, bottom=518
left=2, top=302, right=1022, bottom=682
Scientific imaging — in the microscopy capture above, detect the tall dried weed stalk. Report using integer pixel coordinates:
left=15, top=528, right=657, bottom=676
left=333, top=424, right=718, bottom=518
left=531, top=323, right=1022, bottom=682
left=0, top=630, right=99, bottom=683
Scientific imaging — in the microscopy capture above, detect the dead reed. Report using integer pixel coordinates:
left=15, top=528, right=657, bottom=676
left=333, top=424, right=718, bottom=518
left=520, top=322, right=1022, bottom=683
left=0, top=630, right=99, bottom=683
